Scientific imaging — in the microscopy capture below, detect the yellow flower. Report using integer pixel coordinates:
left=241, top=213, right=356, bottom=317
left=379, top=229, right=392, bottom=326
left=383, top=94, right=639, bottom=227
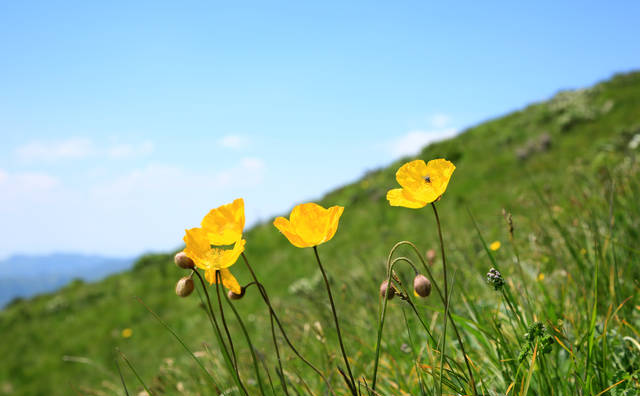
left=201, top=198, right=245, bottom=245
left=537, top=273, right=545, bottom=282
left=489, top=241, right=501, bottom=251
left=183, top=227, right=244, bottom=294
left=387, top=159, right=455, bottom=208
left=273, top=203, right=344, bottom=248
left=121, top=328, right=133, bottom=338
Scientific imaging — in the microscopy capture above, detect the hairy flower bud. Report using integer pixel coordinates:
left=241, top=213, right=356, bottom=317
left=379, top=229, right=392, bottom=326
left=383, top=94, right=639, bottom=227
left=379, top=280, right=396, bottom=300
left=413, top=274, right=431, bottom=297
left=228, top=287, right=245, bottom=300
left=426, top=249, right=436, bottom=264
left=174, top=252, right=195, bottom=269
left=175, top=276, right=194, bottom=297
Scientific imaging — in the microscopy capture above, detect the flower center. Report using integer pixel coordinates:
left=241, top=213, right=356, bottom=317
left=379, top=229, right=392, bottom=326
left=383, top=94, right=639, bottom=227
left=424, top=175, right=431, bottom=183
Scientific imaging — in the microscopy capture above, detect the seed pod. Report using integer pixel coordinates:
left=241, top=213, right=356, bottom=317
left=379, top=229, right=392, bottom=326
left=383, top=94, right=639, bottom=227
left=228, top=287, right=245, bottom=300
left=379, top=280, right=396, bottom=300
left=175, top=276, right=194, bottom=297
left=413, top=274, right=432, bottom=297
left=174, top=252, right=195, bottom=269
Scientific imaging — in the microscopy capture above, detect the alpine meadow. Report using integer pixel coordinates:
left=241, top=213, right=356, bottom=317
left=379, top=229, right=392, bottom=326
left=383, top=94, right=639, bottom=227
left=1, top=71, right=640, bottom=396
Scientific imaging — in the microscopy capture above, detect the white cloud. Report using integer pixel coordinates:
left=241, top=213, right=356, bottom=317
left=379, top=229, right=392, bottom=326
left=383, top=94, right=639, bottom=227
left=107, top=141, right=154, bottom=158
left=429, top=114, right=451, bottom=128
left=219, top=134, right=249, bottom=149
left=14, top=138, right=155, bottom=162
left=0, top=170, right=60, bottom=203
left=391, top=128, right=458, bottom=157
left=16, top=138, right=95, bottom=161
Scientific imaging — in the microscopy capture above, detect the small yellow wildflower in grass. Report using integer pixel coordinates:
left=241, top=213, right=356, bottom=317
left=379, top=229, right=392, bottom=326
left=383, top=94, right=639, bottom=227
left=386, top=158, right=455, bottom=208
left=538, top=273, right=545, bottom=281
left=273, top=202, right=344, bottom=247
left=182, top=198, right=246, bottom=294
left=121, top=328, right=133, bottom=338
left=489, top=241, right=501, bottom=251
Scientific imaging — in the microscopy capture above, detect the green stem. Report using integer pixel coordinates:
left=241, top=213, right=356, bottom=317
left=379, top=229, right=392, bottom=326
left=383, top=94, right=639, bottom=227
left=241, top=253, right=336, bottom=395
left=431, top=203, right=449, bottom=396
left=223, top=283, right=268, bottom=396
left=313, top=246, right=357, bottom=395
left=192, top=271, right=248, bottom=396
left=215, top=271, right=239, bottom=369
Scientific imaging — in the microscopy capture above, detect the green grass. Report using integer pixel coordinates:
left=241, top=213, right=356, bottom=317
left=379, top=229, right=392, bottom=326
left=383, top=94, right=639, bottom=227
left=1, top=71, right=640, bottom=396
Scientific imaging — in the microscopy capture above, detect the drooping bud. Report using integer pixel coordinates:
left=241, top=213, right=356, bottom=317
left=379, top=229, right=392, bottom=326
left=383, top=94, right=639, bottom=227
left=379, top=280, right=396, bottom=300
left=426, top=249, right=436, bottom=265
left=174, top=252, right=195, bottom=269
left=175, top=276, right=195, bottom=297
left=486, top=268, right=505, bottom=291
left=413, top=274, right=431, bottom=297
left=228, top=287, right=245, bottom=300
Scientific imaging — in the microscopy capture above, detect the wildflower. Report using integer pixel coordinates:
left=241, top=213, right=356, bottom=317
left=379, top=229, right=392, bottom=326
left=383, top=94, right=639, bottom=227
left=175, top=276, right=194, bottom=297
left=489, top=241, right=501, bottom=251
left=183, top=227, right=244, bottom=294
left=174, top=252, right=195, bottom=269
left=386, top=159, right=455, bottom=208
left=379, top=280, right=396, bottom=300
left=413, top=274, right=431, bottom=297
left=537, top=273, right=545, bottom=281
left=121, top=328, right=133, bottom=338
left=181, top=199, right=247, bottom=294
left=487, top=268, right=504, bottom=291
left=273, top=202, right=344, bottom=248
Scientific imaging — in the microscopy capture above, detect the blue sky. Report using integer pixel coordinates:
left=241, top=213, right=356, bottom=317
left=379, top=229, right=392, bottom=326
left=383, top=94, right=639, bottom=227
left=1, top=1, right=639, bottom=259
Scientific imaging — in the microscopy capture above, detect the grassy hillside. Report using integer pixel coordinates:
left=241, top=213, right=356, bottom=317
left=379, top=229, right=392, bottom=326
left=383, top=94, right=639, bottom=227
left=1, top=71, right=639, bottom=396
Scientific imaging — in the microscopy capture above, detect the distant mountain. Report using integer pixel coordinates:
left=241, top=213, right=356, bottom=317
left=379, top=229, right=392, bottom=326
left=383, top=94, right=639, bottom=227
left=0, top=253, right=133, bottom=307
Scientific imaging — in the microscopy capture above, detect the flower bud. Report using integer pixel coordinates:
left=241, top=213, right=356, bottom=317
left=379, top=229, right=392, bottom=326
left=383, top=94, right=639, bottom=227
left=174, top=252, right=195, bottom=269
left=413, top=274, right=431, bottom=297
left=379, top=280, right=395, bottom=300
left=486, top=268, right=505, bottom=291
left=426, top=249, right=436, bottom=264
left=228, top=287, right=245, bottom=300
left=175, top=276, right=194, bottom=297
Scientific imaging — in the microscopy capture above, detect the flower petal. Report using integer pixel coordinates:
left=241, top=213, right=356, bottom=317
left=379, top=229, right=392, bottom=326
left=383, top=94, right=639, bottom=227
left=425, top=159, right=455, bottom=198
left=273, top=216, right=310, bottom=248
left=321, top=205, right=344, bottom=244
left=201, top=198, right=245, bottom=245
left=386, top=188, right=428, bottom=209
left=396, top=160, right=429, bottom=192
left=218, top=239, right=246, bottom=269
left=183, top=227, right=212, bottom=270
left=204, top=268, right=242, bottom=294
left=219, top=268, right=242, bottom=294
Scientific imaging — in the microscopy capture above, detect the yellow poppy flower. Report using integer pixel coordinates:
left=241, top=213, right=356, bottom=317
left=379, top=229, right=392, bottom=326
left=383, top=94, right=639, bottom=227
left=183, top=227, right=245, bottom=293
left=489, top=241, right=501, bottom=251
left=273, top=203, right=344, bottom=248
left=201, top=198, right=245, bottom=245
left=387, top=159, right=455, bottom=208
left=121, top=328, right=133, bottom=338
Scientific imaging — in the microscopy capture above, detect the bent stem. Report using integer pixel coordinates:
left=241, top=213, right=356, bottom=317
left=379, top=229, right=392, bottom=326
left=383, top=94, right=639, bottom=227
left=241, top=253, right=336, bottom=395
left=313, top=245, right=357, bottom=395
left=376, top=239, right=478, bottom=395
